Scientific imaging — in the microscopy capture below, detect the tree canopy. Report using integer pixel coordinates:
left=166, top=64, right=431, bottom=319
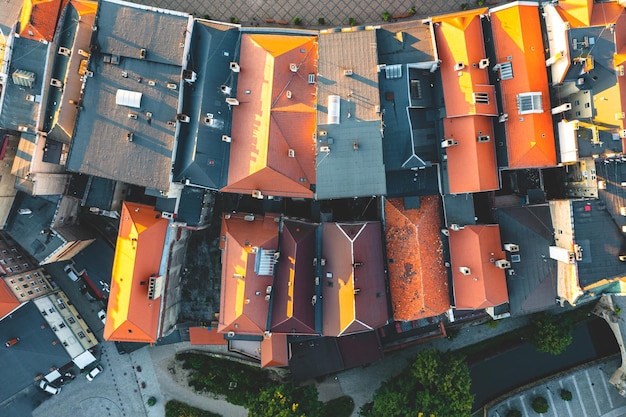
left=529, top=313, right=574, bottom=355
left=246, top=383, right=324, bottom=417
left=364, top=349, right=474, bottom=417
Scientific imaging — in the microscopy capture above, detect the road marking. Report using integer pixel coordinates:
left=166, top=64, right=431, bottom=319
left=519, top=394, right=530, bottom=417
left=544, top=387, right=558, bottom=417
left=599, top=368, right=615, bottom=409
left=586, top=370, right=602, bottom=416
left=559, top=380, right=574, bottom=417
left=573, top=376, right=589, bottom=417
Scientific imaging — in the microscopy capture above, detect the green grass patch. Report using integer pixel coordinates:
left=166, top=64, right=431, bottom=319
left=323, top=396, right=354, bottom=417
left=165, top=400, right=222, bottom=417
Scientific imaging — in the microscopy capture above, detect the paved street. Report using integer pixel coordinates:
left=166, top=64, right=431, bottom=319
left=133, top=0, right=475, bottom=27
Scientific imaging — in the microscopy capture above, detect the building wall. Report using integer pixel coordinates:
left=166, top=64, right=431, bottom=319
left=4, top=267, right=54, bottom=301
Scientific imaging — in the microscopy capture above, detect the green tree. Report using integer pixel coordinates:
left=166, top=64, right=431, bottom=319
left=530, top=313, right=574, bottom=355
left=247, top=384, right=323, bottom=417
left=364, top=350, right=474, bottom=416
left=531, top=396, right=549, bottom=413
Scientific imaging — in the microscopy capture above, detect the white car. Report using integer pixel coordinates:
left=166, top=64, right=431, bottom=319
left=39, top=380, right=61, bottom=395
left=85, top=365, right=103, bottom=382
left=97, top=310, right=106, bottom=325
left=17, top=208, right=32, bottom=215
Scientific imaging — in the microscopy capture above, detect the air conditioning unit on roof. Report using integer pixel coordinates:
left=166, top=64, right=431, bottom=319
left=222, top=135, right=232, bottom=142
left=441, top=139, right=459, bottom=148
left=167, top=82, right=177, bottom=90
left=252, top=190, right=263, bottom=199
left=504, top=243, right=519, bottom=253
left=495, top=259, right=511, bottom=269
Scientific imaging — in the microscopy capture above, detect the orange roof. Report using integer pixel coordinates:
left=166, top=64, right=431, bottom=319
left=384, top=197, right=449, bottom=321
left=434, top=9, right=497, bottom=117
left=321, top=222, right=388, bottom=337
left=71, top=0, right=97, bottom=16
left=189, top=327, right=228, bottom=345
left=490, top=3, right=557, bottom=168
left=590, top=1, right=624, bottom=27
left=260, top=333, right=289, bottom=368
left=218, top=214, right=279, bottom=336
left=104, top=202, right=168, bottom=343
left=444, top=116, right=499, bottom=193
left=19, top=0, right=68, bottom=42
left=0, top=279, right=20, bottom=320
left=555, top=0, right=593, bottom=28
left=448, top=225, right=509, bottom=310
left=224, top=34, right=317, bottom=198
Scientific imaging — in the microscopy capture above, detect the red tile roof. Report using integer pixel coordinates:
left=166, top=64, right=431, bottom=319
left=19, top=0, right=68, bottom=42
left=260, top=333, right=289, bottom=368
left=449, top=225, right=509, bottom=309
left=490, top=2, right=557, bottom=169
left=443, top=116, right=499, bottom=193
left=104, top=202, right=168, bottom=343
left=434, top=9, right=497, bottom=117
left=270, top=220, right=317, bottom=335
left=385, top=197, right=450, bottom=321
left=321, top=222, right=388, bottom=336
left=223, top=34, right=317, bottom=198
left=556, top=0, right=593, bottom=28
left=0, top=279, right=21, bottom=320
left=218, top=213, right=279, bottom=336
left=189, top=327, right=227, bottom=345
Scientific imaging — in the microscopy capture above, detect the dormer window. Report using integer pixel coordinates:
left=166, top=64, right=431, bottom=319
left=517, top=92, right=543, bottom=114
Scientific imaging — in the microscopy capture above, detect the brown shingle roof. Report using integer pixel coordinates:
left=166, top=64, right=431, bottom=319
left=270, top=220, right=317, bottom=335
left=449, top=225, right=509, bottom=309
left=385, top=197, right=450, bottom=321
left=218, top=214, right=279, bottom=336
left=223, top=34, right=317, bottom=198
left=321, top=222, right=388, bottom=336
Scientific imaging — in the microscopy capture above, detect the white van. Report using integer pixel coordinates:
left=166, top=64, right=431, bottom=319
left=39, top=380, right=61, bottom=395
left=85, top=365, right=103, bottom=381
left=64, top=264, right=80, bottom=282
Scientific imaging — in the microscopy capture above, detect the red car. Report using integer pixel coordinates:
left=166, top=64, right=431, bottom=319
left=5, top=337, right=19, bottom=347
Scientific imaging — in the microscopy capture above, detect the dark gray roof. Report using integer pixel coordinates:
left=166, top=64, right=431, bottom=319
left=496, top=205, right=557, bottom=316
left=289, top=336, right=343, bottom=381
left=5, top=192, right=63, bottom=263
left=68, top=0, right=191, bottom=192
left=0, top=36, right=49, bottom=131
left=176, top=186, right=205, bottom=227
left=172, top=20, right=237, bottom=189
left=315, top=29, right=386, bottom=199
left=572, top=199, right=626, bottom=287
left=596, top=158, right=626, bottom=230
left=442, top=193, right=476, bottom=227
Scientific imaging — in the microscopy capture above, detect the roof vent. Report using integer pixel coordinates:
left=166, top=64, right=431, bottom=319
left=147, top=80, right=156, bottom=86
left=495, top=260, right=511, bottom=269
left=441, top=139, right=459, bottom=148
left=126, top=132, right=134, bottom=142
left=183, top=70, right=197, bottom=83
left=58, top=47, right=71, bottom=56
left=252, top=190, right=263, bottom=199
left=477, top=135, right=490, bottom=143
left=265, top=294, right=271, bottom=301
left=343, top=69, right=353, bottom=76
left=222, top=135, right=232, bottom=142
left=230, top=62, right=240, bottom=72
left=167, top=82, right=177, bottom=89
left=227, top=331, right=235, bottom=337
left=504, top=243, right=519, bottom=252
left=286, top=90, right=292, bottom=99
left=499, top=113, right=508, bottom=123
left=320, top=146, right=330, bottom=153
left=226, top=98, right=239, bottom=106
left=17, top=126, right=28, bottom=132
left=78, top=49, right=90, bottom=58
left=478, top=58, right=489, bottom=69
left=454, top=62, right=465, bottom=71
left=128, top=113, right=138, bottom=119
left=288, top=149, right=295, bottom=158
left=459, top=266, right=471, bottom=275
left=220, top=85, right=232, bottom=95
left=139, top=48, right=146, bottom=59
left=176, top=114, right=190, bottom=123
left=290, top=63, right=298, bottom=72
left=308, top=74, right=315, bottom=84
left=50, top=78, right=63, bottom=88
left=167, top=120, right=176, bottom=127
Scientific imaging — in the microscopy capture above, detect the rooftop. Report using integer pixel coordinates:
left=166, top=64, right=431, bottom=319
left=104, top=202, right=169, bottom=343
left=384, top=196, right=449, bottom=321
left=223, top=33, right=317, bottom=198
left=448, top=224, right=509, bottom=310
left=218, top=213, right=279, bottom=335
left=68, top=0, right=191, bottom=192
left=270, top=219, right=318, bottom=335
left=496, top=205, right=557, bottom=316
left=0, top=36, right=49, bottom=131
left=18, top=0, right=68, bottom=43
left=316, top=29, right=386, bottom=199
left=260, top=333, right=288, bottom=368
left=490, top=2, right=557, bottom=169
left=321, top=222, right=388, bottom=336
left=171, top=20, right=238, bottom=190
left=0, top=279, right=20, bottom=319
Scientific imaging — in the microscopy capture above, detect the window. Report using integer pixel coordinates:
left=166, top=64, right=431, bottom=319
left=22, top=284, right=28, bottom=289
left=11, top=248, right=17, bottom=253
left=78, top=332, right=85, bottom=339
left=517, top=92, right=543, bottom=114
left=473, top=92, right=489, bottom=104
left=410, top=80, right=422, bottom=100
left=2, top=250, right=8, bottom=255
left=68, top=317, right=75, bottom=324
left=34, top=272, right=40, bottom=277
left=59, top=323, right=66, bottom=328
left=35, top=288, right=40, bottom=293
left=38, top=279, right=43, bottom=284
left=42, top=285, right=48, bottom=290
left=14, top=265, right=20, bottom=271
left=25, top=275, right=30, bottom=280
left=0, top=260, right=6, bottom=265
left=499, top=61, right=514, bottom=80
left=9, top=279, right=14, bottom=284
left=27, top=290, right=33, bottom=295
left=17, top=277, right=23, bottom=282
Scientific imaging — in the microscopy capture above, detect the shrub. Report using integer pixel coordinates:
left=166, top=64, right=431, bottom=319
left=531, top=396, right=549, bottom=414
left=477, top=0, right=486, bottom=6
left=486, top=319, right=499, bottom=328
left=165, top=400, right=221, bottom=417
left=348, top=17, right=357, bottom=26
left=202, top=14, right=210, bottom=20
left=293, top=17, right=302, bottom=25
left=381, top=11, right=391, bottom=21
left=408, top=6, right=416, bottom=15
left=318, top=17, right=325, bottom=25
left=506, top=410, right=522, bottom=417
left=460, top=3, right=469, bottom=10
left=323, top=396, right=354, bottom=417
left=147, top=397, right=157, bottom=407
left=560, top=389, right=573, bottom=401
left=230, top=17, right=239, bottom=24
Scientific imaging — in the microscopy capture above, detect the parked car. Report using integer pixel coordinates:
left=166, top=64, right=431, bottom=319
left=5, top=337, right=19, bottom=347
left=85, top=365, right=103, bottom=381
left=64, top=264, right=80, bottom=282
left=39, top=380, right=61, bottom=395
left=97, top=309, right=106, bottom=325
